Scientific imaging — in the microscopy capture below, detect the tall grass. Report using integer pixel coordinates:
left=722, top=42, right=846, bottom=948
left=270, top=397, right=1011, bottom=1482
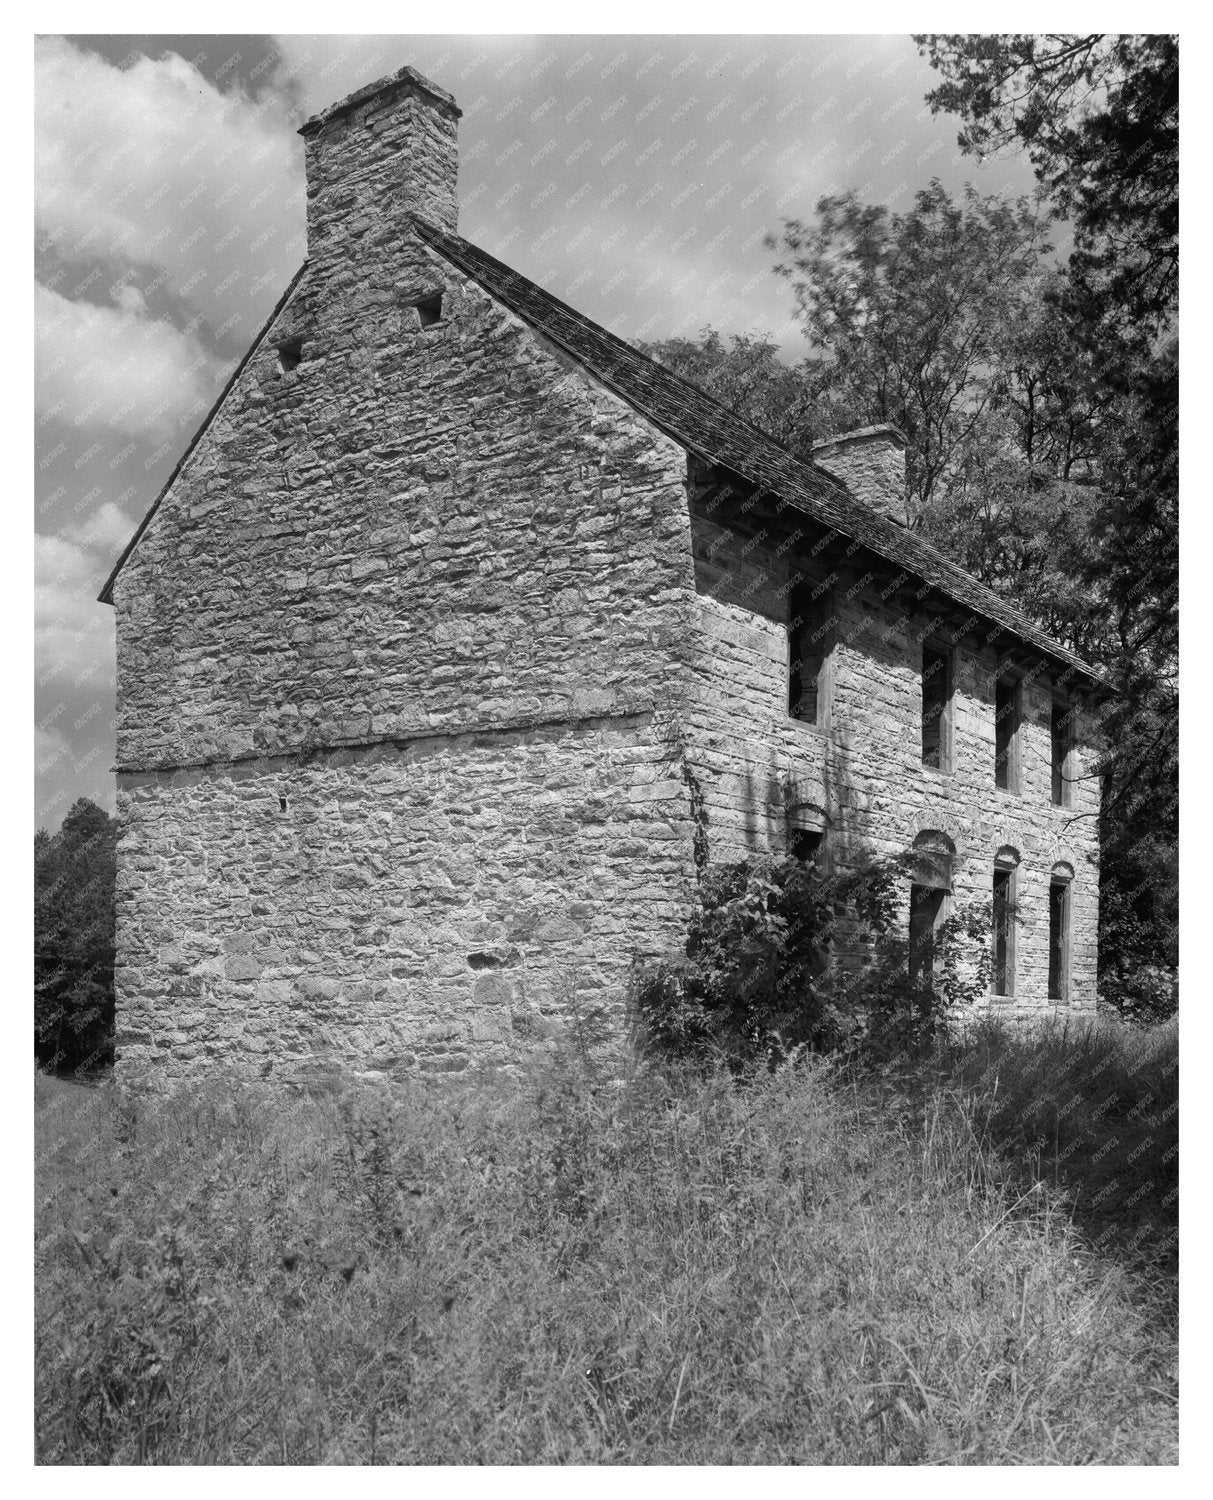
left=35, top=1021, right=1177, bottom=1464
left=938, top=1014, right=1178, bottom=1277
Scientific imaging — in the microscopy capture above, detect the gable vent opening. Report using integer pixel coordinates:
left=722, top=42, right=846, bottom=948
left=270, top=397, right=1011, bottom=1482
left=275, top=338, right=303, bottom=375
left=412, top=293, right=443, bottom=328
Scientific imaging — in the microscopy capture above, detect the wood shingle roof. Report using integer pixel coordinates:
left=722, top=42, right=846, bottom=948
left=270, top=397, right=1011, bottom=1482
left=415, top=215, right=1104, bottom=691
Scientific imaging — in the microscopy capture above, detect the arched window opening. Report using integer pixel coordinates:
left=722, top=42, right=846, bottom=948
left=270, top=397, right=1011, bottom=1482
left=787, top=802, right=828, bottom=867
left=992, top=847, right=1020, bottom=998
left=909, top=831, right=954, bottom=987
left=1049, top=863, right=1073, bottom=1002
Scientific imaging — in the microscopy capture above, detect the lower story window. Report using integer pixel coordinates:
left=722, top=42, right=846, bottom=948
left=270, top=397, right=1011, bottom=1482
left=909, top=884, right=945, bottom=987
left=790, top=827, right=824, bottom=864
left=1048, top=877, right=1071, bottom=1001
left=992, top=856, right=1018, bottom=997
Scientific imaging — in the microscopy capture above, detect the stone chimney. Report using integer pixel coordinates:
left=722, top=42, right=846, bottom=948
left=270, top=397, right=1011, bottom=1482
left=811, top=424, right=909, bottom=525
left=297, top=65, right=461, bottom=264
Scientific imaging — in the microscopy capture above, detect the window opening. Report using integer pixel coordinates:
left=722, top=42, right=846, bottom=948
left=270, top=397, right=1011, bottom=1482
left=992, top=866, right=1014, bottom=995
left=275, top=338, right=303, bottom=375
left=909, top=884, right=945, bottom=987
left=413, top=293, right=443, bottom=327
left=1048, top=877, right=1070, bottom=1001
left=790, top=827, right=824, bottom=865
left=1051, top=699, right=1073, bottom=806
left=995, top=675, right=1021, bottom=791
left=922, top=644, right=951, bottom=770
left=788, top=580, right=832, bottom=728
left=909, top=830, right=953, bottom=988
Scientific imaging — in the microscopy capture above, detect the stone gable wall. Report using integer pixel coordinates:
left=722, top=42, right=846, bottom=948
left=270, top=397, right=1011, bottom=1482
left=111, top=90, right=707, bottom=1077
left=112, top=240, right=702, bottom=1074
left=114, top=240, right=694, bottom=770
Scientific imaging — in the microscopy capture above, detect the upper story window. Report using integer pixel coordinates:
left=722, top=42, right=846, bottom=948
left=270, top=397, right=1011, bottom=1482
left=994, top=672, right=1022, bottom=792
left=788, top=580, right=834, bottom=731
left=1051, top=698, right=1075, bottom=806
left=921, top=642, right=953, bottom=771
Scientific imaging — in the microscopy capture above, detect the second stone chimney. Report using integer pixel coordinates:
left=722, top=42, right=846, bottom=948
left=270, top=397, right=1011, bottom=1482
left=298, top=65, right=461, bottom=264
left=811, top=424, right=909, bottom=525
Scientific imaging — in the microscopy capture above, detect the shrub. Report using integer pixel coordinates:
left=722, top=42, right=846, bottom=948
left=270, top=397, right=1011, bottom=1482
left=629, top=854, right=996, bottom=1066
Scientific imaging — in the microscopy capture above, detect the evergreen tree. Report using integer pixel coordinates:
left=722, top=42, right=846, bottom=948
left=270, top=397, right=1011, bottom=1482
left=35, top=798, right=117, bottom=1073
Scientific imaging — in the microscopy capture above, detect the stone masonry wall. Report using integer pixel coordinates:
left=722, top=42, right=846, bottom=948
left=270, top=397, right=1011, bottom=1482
left=110, top=72, right=1101, bottom=1076
left=115, top=717, right=694, bottom=1082
left=683, top=494, right=1100, bottom=1013
left=111, top=83, right=701, bottom=1076
left=113, top=247, right=694, bottom=769
left=811, top=427, right=910, bottom=526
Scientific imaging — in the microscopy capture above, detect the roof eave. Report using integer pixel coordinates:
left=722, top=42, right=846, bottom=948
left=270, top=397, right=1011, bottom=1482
left=412, top=217, right=1105, bottom=693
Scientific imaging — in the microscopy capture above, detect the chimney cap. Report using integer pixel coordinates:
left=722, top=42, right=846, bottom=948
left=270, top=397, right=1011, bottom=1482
left=298, top=64, right=460, bottom=138
left=812, top=423, right=908, bottom=453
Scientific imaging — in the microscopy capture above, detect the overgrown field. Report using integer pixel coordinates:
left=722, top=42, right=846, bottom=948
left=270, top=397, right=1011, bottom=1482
left=35, top=1017, right=1177, bottom=1464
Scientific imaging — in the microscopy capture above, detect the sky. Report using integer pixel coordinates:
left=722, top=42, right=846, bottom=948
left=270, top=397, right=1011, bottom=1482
left=33, top=31, right=1042, bottom=832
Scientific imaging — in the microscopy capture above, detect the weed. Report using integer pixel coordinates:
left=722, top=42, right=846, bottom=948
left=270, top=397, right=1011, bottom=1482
left=35, top=1023, right=1177, bottom=1464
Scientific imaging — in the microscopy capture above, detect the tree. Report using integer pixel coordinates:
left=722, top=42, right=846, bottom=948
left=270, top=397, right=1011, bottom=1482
left=915, top=34, right=1178, bottom=334
left=768, top=181, right=1054, bottom=515
left=647, top=183, right=1061, bottom=525
left=640, top=329, right=822, bottom=462
left=918, top=32, right=1178, bottom=1012
left=35, top=798, right=117, bottom=1073
left=644, top=176, right=1175, bottom=1008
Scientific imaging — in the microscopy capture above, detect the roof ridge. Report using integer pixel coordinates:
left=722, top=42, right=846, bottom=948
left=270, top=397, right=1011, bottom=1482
left=411, top=214, right=849, bottom=492
left=412, top=215, right=1104, bottom=689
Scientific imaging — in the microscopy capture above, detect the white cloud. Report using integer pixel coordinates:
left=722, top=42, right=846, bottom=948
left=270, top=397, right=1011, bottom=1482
left=113, top=284, right=147, bottom=316
left=63, top=500, right=135, bottom=554
left=36, top=531, right=115, bottom=693
left=36, top=724, right=72, bottom=776
left=36, top=530, right=95, bottom=587
left=270, top=35, right=446, bottom=118
left=35, top=35, right=303, bottom=337
left=35, top=280, right=213, bottom=438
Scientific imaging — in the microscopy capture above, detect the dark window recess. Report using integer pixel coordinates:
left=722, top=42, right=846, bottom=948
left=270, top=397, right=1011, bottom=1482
left=275, top=339, right=303, bottom=375
left=790, top=827, right=824, bottom=865
left=1048, top=880, right=1070, bottom=1000
left=909, top=883, right=944, bottom=987
left=921, top=646, right=950, bottom=769
left=414, top=293, right=443, bottom=327
left=279, top=797, right=288, bottom=812
left=995, top=677, right=1019, bottom=790
left=1051, top=700, right=1072, bottom=806
left=992, top=868, right=1013, bottom=996
left=788, top=583, right=831, bottom=726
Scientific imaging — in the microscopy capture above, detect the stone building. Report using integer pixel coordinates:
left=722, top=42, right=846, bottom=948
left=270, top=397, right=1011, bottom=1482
left=101, top=66, right=1104, bottom=1080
